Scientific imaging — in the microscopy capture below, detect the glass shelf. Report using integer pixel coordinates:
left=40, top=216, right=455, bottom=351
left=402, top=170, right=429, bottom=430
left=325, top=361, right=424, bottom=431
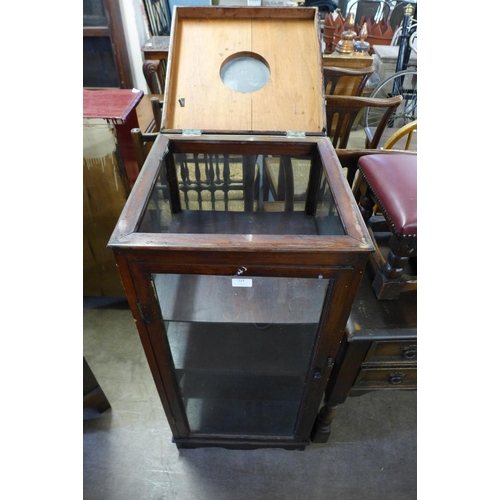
left=179, top=372, right=304, bottom=435
left=167, top=321, right=318, bottom=376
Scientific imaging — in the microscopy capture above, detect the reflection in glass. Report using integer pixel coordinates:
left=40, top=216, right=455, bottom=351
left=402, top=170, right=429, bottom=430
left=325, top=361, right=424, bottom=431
left=220, top=55, right=271, bottom=93
left=83, top=0, right=108, bottom=27
left=83, top=37, right=120, bottom=88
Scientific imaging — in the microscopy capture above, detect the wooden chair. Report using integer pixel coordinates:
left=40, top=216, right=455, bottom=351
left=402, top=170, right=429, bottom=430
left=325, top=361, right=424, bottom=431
left=264, top=95, right=402, bottom=201
left=261, top=64, right=374, bottom=211
left=382, top=119, right=417, bottom=150
left=133, top=94, right=165, bottom=135
left=130, top=96, right=163, bottom=170
left=132, top=128, right=256, bottom=211
left=131, top=129, right=158, bottom=169
left=143, top=59, right=166, bottom=95
left=323, top=65, right=375, bottom=96
left=353, top=153, right=417, bottom=300
left=258, top=64, right=375, bottom=210
left=131, top=127, right=256, bottom=212
left=150, top=96, right=163, bottom=132
left=325, top=94, right=402, bottom=149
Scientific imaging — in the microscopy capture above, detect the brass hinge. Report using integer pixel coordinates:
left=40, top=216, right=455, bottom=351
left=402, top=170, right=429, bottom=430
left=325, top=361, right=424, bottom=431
left=137, top=302, right=153, bottom=324
left=286, top=131, right=306, bottom=138
left=182, top=129, right=202, bottom=136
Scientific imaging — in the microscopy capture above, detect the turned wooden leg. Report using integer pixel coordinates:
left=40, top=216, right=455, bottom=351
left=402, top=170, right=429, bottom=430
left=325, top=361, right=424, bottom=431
left=150, top=96, right=162, bottom=131
left=311, top=339, right=370, bottom=443
left=279, top=156, right=295, bottom=212
left=358, top=188, right=375, bottom=223
left=243, top=155, right=257, bottom=211
left=373, top=234, right=412, bottom=300
left=310, top=402, right=339, bottom=443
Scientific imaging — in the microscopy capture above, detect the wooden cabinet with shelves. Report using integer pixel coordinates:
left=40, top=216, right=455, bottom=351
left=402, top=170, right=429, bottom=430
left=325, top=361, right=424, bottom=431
left=108, top=133, right=374, bottom=449
left=108, top=7, right=374, bottom=449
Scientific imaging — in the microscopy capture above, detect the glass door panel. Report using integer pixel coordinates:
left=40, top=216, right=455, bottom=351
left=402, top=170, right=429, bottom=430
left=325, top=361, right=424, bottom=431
left=153, top=273, right=329, bottom=436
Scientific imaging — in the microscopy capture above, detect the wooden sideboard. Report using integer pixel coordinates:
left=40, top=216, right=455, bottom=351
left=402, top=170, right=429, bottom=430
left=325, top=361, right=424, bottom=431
left=311, top=271, right=417, bottom=443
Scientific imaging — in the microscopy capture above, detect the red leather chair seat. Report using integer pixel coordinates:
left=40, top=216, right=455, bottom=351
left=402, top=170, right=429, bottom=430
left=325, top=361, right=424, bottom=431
left=357, top=154, right=417, bottom=237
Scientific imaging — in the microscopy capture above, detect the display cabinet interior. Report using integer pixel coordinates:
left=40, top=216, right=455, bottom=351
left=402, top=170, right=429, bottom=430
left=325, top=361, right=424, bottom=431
left=134, top=136, right=353, bottom=240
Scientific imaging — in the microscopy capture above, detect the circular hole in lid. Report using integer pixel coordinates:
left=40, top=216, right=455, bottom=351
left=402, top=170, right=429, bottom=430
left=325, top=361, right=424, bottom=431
left=220, top=52, right=270, bottom=93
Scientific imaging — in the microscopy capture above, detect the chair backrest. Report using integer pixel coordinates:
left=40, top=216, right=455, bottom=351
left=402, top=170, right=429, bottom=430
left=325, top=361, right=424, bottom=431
left=323, top=65, right=375, bottom=96
left=131, top=98, right=163, bottom=165
left=382, top=119, right=417, bottom=150
left=150, top=97, right=163, bottom=132
left=143, top=59, right=166, bottom=95
left=325, top=94, right=402, bottom=149
left=131, top=128, right=254, bottom=211
left=131, top=128, right=158, bottom=170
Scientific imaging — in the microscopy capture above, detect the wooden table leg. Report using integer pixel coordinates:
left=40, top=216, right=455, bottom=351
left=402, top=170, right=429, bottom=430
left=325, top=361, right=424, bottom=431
left=83, top=357, right=111, bottom=413
left=311, top=338, right=370, bottom=443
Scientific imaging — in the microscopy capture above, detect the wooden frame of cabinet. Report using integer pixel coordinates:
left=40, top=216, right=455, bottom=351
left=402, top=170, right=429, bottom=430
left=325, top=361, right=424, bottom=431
left=108, top=133, right=374, bottom=449
left=106, top=6, right=377, bottom=450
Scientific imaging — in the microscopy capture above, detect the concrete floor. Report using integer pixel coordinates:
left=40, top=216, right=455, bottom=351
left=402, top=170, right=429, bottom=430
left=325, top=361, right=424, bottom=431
left=83, top=298, right=417, bottom=500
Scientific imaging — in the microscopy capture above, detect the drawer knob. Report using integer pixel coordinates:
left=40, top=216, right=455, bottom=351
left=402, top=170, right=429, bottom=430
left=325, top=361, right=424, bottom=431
left=400, top=345, right=417, bottom=360
left=388, top=372, right=405, bottom=385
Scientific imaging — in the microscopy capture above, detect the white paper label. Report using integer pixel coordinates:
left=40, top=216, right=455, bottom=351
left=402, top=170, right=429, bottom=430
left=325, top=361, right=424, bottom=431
left=232, top=278, right=252, bottom=287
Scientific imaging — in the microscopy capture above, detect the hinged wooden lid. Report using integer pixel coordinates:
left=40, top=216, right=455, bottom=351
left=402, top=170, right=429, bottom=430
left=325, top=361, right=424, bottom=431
left=162, top=6, right=326, bottom=135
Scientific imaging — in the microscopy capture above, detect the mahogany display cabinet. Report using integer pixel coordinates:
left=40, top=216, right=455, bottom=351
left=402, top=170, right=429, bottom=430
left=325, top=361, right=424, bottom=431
left=108, top=6, right=374, bottom=450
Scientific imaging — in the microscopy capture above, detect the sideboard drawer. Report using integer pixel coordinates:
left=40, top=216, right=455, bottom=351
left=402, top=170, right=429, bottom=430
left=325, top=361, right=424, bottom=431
left=353, top=367, right=417, bottom=389
left=364, top=340, right=417, bottom=365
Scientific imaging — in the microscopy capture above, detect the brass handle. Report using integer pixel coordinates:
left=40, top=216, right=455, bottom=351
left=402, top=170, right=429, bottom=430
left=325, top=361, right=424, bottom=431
left=401, top=345, right=417, bottom=360
left=388, top=372, right=405, bottom=385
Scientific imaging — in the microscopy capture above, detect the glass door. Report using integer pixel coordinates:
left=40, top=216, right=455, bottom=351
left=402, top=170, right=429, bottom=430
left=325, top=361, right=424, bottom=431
left=152, top=273, right=330, bottom=437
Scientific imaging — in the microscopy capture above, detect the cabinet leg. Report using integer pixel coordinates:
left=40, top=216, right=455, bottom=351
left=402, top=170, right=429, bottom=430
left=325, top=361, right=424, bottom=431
left=84, top=386, right=111, bottom=413
left=83, top=357, right=111, bottom=413
left=310, top=402, right=338, bottom=443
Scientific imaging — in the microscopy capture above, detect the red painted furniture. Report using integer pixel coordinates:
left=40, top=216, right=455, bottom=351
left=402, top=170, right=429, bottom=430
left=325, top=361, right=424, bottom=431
left=83, top=89, right=145, bottom=296
left=83, top=89, right=145, bottom=188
